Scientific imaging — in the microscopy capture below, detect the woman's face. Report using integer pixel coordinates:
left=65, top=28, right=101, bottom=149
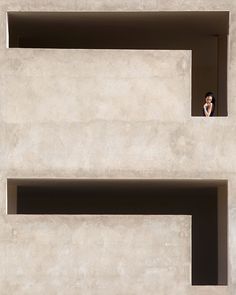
left=206, top=95, right=213, bottom=104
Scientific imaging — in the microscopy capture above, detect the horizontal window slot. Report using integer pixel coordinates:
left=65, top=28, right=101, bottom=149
left=7, top=179, right=228, bottom=286
left=7, top=11, right=229, bottom=116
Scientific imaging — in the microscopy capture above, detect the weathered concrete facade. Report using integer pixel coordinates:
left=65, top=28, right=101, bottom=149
left=0, top=1, right=235, bottom=294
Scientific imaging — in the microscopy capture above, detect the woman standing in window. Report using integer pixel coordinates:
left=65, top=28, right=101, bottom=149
left=203, top=92, right=215, bottom=117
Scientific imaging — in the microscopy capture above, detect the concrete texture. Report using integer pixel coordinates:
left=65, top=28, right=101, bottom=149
left=0, top=215, right=191, bottom=295
left=0, top=50, right=190, bottom=123
left=0, top=50, right=191, bottom=176
left=0, top=0, right=235, bottom=294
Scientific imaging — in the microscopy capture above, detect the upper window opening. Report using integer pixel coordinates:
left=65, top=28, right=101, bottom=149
left=7, top=11, right=229, bottom=116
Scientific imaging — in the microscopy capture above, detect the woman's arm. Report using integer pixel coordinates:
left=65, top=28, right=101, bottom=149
left=203, top=103, right=212, bottom=117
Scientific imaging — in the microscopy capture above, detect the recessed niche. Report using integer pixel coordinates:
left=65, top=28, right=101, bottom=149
left=7, top=11, right=229, bottom=116
left=7, top=179, right=227, bottom=286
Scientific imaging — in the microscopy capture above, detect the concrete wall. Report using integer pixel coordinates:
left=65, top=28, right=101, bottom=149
left=0, top=50, right=190, bottom=124
left=0, top=0, right=236, bottom=294
left=0, top=215, right=191, bottom=295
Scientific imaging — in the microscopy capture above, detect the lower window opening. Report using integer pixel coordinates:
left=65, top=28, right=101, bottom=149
left=7, top=179, right=227, bottom=286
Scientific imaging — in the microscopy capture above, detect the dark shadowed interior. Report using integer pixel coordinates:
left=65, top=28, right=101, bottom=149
left=8, top=11, right=229, bottom=116
left=7, top=179, right=227, bottom=286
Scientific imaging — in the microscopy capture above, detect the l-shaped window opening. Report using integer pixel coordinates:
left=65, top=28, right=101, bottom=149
left=7, top=11, right=229, bottom=116
left=7, top=179, right=228, bottom=286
